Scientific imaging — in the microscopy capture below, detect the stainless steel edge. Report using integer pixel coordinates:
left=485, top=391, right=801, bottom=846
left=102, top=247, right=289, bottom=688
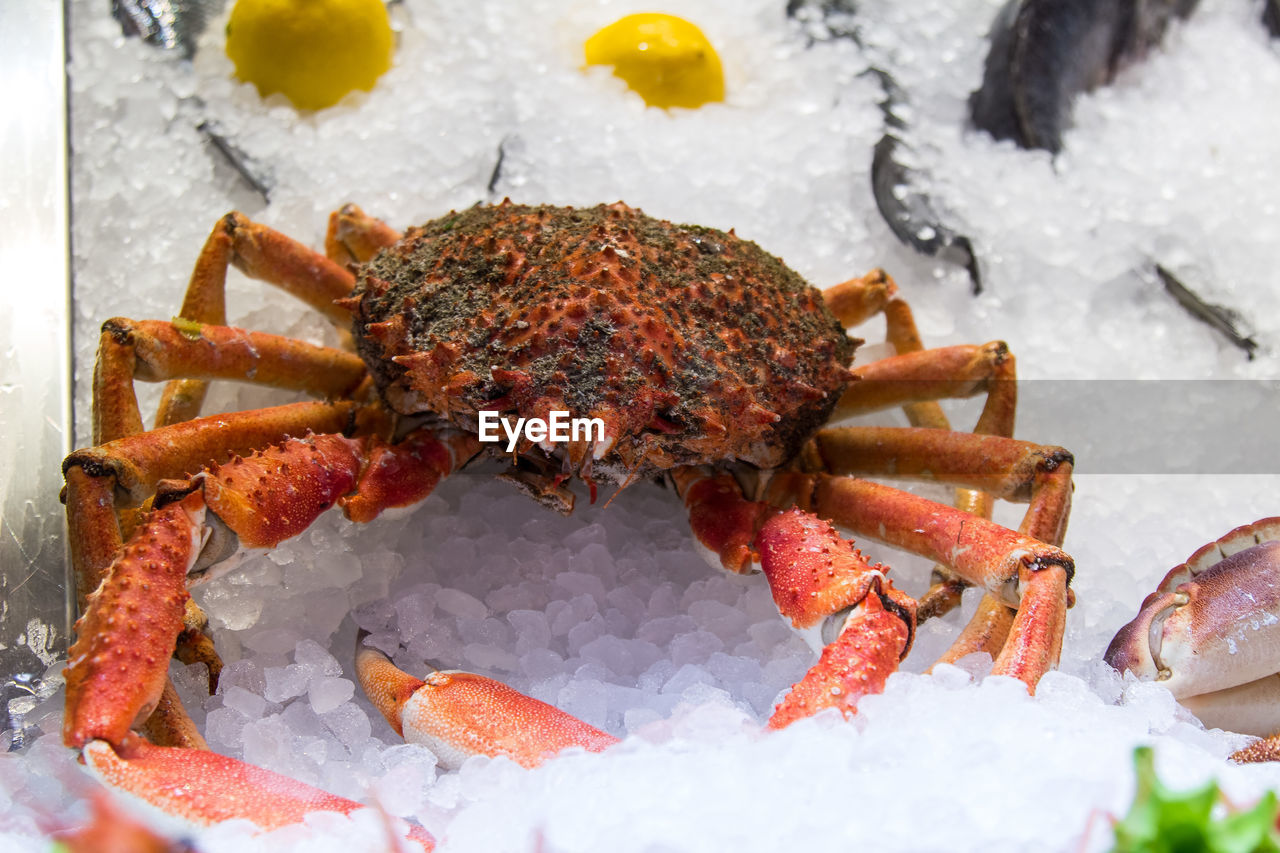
left=0, top=0, right=74, bottom=739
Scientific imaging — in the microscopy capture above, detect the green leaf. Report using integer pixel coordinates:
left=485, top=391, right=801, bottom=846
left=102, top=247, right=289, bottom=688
left=1109, top=747, right=1280, bottom=853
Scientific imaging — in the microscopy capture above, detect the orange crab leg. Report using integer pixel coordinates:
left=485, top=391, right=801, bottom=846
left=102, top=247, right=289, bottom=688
left=820, top=279, right=1020, bottom=634
left=806, top=427, right=1072, bottom=505
left=356, top=643, right=618, bottom=770
left=807, top=475, right=1072, bottom=688
left=155, top=212, right=357, bottom=427
left=66, top=400, right=357, bottom=508
left=821, top=268, right=897, bottom=327
left=104, top=318, right=367, bottom=401
left=64, top=491, right=206, bottom=749
left=325, top=203, right=404, bottom=266
left=835, top=342, right=1012, bottom=418
left=81, top=737, right=434, bottom=848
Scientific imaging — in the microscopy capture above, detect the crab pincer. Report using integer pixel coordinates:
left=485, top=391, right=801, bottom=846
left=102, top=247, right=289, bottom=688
left=1106, top=518, right=1280, bottom=758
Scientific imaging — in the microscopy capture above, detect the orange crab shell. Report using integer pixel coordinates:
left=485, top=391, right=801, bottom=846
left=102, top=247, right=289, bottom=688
left=349, top=202, right=857, bottom=481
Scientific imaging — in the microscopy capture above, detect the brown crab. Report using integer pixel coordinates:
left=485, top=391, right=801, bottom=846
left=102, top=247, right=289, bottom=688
left=1106, top=517, right=1280, bottom=761
left=61, top=201, right=1076, bottom=844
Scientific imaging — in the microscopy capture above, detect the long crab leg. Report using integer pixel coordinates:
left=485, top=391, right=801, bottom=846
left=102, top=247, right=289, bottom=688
left=822, top=272, right=1017, bottom=630
left=154, top=212, right=358, bottom=428
left=795, top=472, right=1073, bottom=687
left=87, top=298, right=374, bottom=693
left=805, top=424, right=1072, bottom=662
left=80, top=737, right=435, bottom=849
left=66, top=400, right=358, bottom=603
left=92, top=318, right=367, bottom=447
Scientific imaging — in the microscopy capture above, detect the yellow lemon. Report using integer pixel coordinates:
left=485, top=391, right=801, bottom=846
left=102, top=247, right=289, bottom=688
left=585, top=13, right=724, bottom=109
left=225, top=0, right=393, bottom=111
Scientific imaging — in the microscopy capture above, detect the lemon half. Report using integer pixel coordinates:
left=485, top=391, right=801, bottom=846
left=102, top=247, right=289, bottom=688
left=585, top=13, right=725, bottom=109
left=225, top=0, right=394, bottom=111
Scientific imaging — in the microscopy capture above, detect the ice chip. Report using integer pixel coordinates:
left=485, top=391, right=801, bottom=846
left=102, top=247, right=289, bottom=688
left=309, top=676, right=356, bottom=714
left=264, top=664, right=312, bottom=702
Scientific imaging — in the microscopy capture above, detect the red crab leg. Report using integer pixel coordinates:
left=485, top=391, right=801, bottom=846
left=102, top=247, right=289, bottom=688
left=755, top=509, right=916, bottom=728
left=81, top=737, right=434, bottom=848
left=64, top=427, right=475, bottom=825
left=356, top=642, right=618, bottom=769
left=670, top=466, right=772, bottom=573
left=802, top=473, right=1073, bottom=689
left=671, top=468, right=917, bottom=727
left=325, top=203, right=403, bottom=266
left=65, top=401, right=357, bottom=606
left=155, top=212, right=358, bottom=427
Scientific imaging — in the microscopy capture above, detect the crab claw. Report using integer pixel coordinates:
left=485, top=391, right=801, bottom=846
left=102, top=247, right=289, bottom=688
left=355, top=640, right=619, bottom=769
left=756, top=509, right=916, bottom=728
left=81, top=736, right=434, bottom=848
left=1105, top=518, right=1280, bottom=737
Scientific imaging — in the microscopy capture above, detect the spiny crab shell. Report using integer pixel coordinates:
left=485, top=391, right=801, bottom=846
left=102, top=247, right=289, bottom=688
left=348, top=202, right=856, bottom=491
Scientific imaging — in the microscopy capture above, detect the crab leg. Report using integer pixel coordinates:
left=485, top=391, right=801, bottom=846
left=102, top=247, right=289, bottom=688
left=670, top=466, right=772, bottom=573
left=822, top=273, right=1018, bottom=628
left=65, top=400, right=357, bottom=604
left=92, top=319, right=368, bottom=446
left=63, top=424, right=474, bottom=831
left=803, top=425, right=1073, bottom=664
left=798, top=473, right=1073, bottom=688
left=755, top=509, right=916, bottom=728
left=325, top=203, right=404, bottom=266
left=355, top=642, right=618, bottom=770
left=155, top=212, right=358, bottom=428
left=672, top=468, right=917, bottom=727
left=81, top=737, right=434, bottom=848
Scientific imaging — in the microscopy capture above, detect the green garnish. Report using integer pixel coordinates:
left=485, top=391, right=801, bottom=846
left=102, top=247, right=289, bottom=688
left=1110, top=746, right=1280, bottom=853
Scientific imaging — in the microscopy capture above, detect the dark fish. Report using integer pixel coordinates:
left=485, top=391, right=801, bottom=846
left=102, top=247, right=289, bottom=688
left=970, top=0, right=1199, bottom=153
left=197, top=118, right=274, bottom=202
left=113, top=0, right=226, bottom=58
left=870, top=135, right=982, bottom=294
left=785, top=2, right=981, bottom=291
left=1155, top=264, right=1259, bottom=359
left=1265, top=0, right=1280, bottom=38
left=865, top=68, right=983, bottom=293
left=785, top=0, right=860, bottom=44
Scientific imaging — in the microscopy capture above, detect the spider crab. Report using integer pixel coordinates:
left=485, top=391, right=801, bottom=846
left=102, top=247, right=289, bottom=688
left=1106, top=517, right=1280, bottom=762
left=61, top=201, right=1076, bottom=844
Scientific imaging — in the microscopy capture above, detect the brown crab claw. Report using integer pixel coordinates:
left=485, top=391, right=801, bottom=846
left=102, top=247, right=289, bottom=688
left=1103, top=589, right=1178, bottom=684
left=1106, top=540, right=1280, bottom=701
